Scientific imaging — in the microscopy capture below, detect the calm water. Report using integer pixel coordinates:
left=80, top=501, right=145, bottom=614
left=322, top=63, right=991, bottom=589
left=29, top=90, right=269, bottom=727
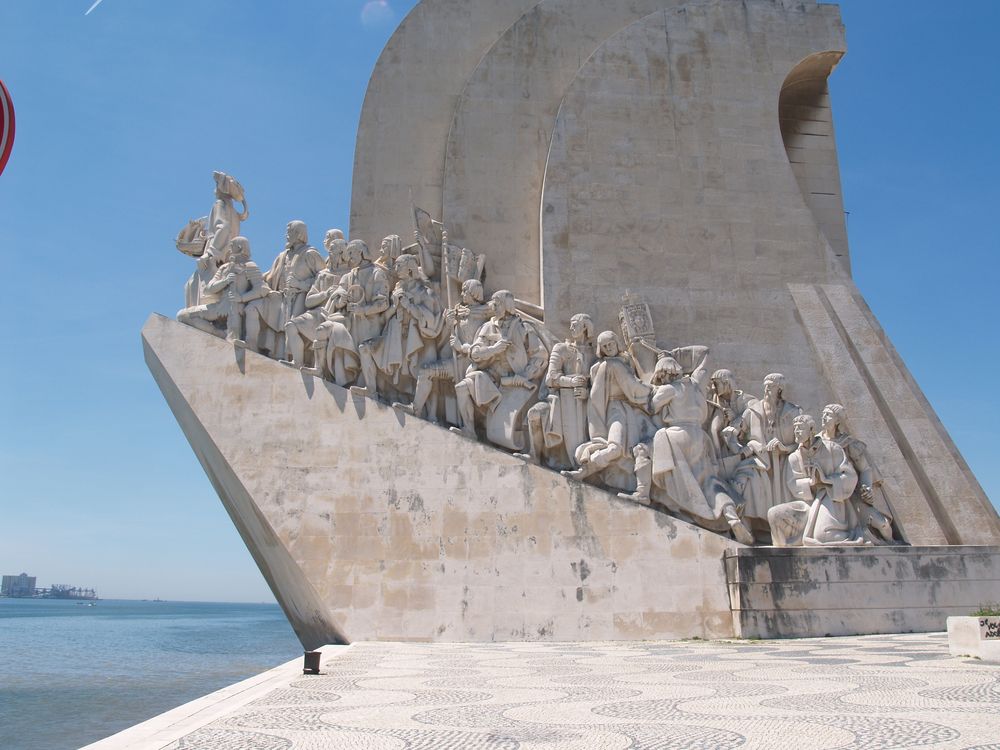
left=0, top=598, right=300, bottom=750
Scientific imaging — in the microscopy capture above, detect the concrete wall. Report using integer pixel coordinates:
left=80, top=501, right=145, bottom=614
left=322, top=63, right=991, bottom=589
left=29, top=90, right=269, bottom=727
left=144, top=315, right=742, bottom=645
left=727, top=546, right=1000, bottom=638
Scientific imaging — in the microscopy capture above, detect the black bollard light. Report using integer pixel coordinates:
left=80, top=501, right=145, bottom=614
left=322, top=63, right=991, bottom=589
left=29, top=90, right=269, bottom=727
left=303, top=650, right=321, bottom=675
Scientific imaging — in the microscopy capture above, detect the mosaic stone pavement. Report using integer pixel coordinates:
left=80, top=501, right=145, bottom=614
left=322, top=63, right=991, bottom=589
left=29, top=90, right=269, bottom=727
left=166, top=633, right=1000, bottom=749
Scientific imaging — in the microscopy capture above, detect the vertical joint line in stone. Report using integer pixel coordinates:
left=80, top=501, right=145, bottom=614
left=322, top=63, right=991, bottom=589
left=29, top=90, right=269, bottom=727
left=813, top=286, right=962, bottom=546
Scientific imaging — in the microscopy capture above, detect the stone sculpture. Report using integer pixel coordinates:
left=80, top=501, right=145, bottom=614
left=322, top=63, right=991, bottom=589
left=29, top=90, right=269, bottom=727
left=724, top=373, right=803, bottom=540
left=768, top=414, right=862, bottom=547
left=152, top=0, right=1000, bottom=647
left=353, top=254, right=444, bottom=402
left=169, top=177, right=914, bottom=552
left=375, top=234, right=404, bottom=290
left=310, top=239, right=390, bottom=387
left=177, top=237, right=267, bottom=344
left=244, top=221, right=325, bottom=360
left=706, top=369, right=753, bottom=462
left=400, top=279, right=491, bottom=423
left=324, top=229, right=351, bottom=277
left=822, top=404, right=902, bottom=545
left=176, top=171, right=249, bottom=311
left=562, top=331, right=652, bottom=490
left=454, top=290, right=547, bottom=450
left=620, top=353, right=754, bottom=545
left=282, top=241, right=350, bottom=369
left=520, top=313, right=596, bottom=469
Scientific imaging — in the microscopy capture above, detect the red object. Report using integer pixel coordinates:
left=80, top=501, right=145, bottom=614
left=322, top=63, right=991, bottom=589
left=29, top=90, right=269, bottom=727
left=0, top=79, right=14, bottom=176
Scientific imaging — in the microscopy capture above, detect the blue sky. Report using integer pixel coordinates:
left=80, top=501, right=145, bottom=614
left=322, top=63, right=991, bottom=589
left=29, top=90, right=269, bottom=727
left=0, top=1, right=996, bottom=602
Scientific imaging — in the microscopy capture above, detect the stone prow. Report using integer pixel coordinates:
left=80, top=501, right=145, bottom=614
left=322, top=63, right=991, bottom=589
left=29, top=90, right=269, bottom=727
left=144, top=314, right=745, bottom=645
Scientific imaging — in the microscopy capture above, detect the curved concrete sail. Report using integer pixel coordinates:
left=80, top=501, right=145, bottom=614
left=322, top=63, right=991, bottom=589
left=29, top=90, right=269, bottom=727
left=443, top=0, right=698, bottom=307
left=349, top=0, right=541, bottom=250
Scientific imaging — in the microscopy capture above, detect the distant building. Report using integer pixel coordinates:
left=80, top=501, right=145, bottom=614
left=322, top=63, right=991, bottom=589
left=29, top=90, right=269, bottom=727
left=1, top=573, right=37, bottom=598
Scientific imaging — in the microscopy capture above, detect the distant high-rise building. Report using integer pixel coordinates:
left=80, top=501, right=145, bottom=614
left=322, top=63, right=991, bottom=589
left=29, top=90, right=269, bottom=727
left=1, top=573, right=37, bottom=598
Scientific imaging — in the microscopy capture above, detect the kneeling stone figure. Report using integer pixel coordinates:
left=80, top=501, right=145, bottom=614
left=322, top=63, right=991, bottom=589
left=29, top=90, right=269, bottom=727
left=768, top=414, right=863, bottom=547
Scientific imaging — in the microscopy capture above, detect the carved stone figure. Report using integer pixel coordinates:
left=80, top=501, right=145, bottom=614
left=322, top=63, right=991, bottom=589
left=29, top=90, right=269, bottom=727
left=706, top=369, right=753, bottom=462
left=620, top=353, right=754, bottom=544
left=374, top=234, right=404, bottom=290
left=768, top=414, right=861, bottom=547
left=310, top=240, right=390, bottom=387
left=176, top=171, right=249, bottom=310
left=399, top=279, right=491, bottom=422
left=353, top=254, right=444, bottom=401
left=562, top=331, right=651, bottom=489
left=822, top=404, right=902, bottom=545
left=725, top=373, right=803, bottom=538
left=177, top=237, right=267, bottom=344
left=520, top=314, right=595, bottom=469
left=454, top=290, right=547, bottom=450
left=245, top=221, right=325, bottom=359
left=324, top=229, right=351, bottom=277
left=281, top=241, right=351, bottom=368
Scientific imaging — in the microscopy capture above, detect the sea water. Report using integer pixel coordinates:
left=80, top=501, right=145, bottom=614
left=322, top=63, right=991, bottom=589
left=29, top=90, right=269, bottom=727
left=0, top=598, right=300, bottom=750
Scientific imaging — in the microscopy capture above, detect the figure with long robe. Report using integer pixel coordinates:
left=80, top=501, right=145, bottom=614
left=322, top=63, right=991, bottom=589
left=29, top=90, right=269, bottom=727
left=725, top=373, right=803, bottom=539
left=353, top=254, right=444, bottom=401
left=620, top=353, right=754, bottom=544
left=245, top=220, right=324, bottom=358
left=310, top=239, right=390, bottom=387
left=281, top=240, right=351, bottom=368
left=520, top=314, right=595, bottom=469
left=822, top=404, right=903, bottom=545
left=768, top=414, right=862, bottom=547
left=705, top=369, right=753, bottom=464
left=453, top=290, right=547, bottom=450
left=398, top=279, right=491, bottom=423
left=176, top=171, right=249, bottom=311
left=562, top=331, right=652, bottom=489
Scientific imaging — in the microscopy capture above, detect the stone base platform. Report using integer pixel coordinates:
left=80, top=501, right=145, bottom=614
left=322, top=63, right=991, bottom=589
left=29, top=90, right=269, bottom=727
left=726, top=545, right=1000, bottom=639
left=83, top=634, right=1000, bottom=749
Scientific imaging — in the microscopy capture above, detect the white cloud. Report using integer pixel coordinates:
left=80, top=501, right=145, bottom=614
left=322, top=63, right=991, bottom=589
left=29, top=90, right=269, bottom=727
left=361, top=0, right=395, bottom=28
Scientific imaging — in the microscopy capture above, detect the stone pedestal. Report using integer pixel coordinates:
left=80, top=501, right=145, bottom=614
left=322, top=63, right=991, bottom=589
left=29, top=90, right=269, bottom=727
left=726, top=546, right=1000, bottom=639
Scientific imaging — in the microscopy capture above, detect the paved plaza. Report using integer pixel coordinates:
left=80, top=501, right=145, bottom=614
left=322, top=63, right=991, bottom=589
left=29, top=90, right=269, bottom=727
left=154, top=633, right=1000, bottom=750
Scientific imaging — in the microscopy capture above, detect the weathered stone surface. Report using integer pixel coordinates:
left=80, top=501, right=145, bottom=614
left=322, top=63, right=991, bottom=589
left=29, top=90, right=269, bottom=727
left=727, top=546, right=1000, bottom=638
left=144, top=315, right=742, bottom=645
left=350, top=0, right=540, bottom=251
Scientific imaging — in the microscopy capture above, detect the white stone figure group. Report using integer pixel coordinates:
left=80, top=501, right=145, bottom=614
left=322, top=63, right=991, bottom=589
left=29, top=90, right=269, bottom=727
left=174, top=172, right=904, bottom=549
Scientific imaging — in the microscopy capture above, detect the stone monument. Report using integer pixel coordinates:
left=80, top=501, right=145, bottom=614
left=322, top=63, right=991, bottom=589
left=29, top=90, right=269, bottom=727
left=145, top=0, right=1000, bottom=649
